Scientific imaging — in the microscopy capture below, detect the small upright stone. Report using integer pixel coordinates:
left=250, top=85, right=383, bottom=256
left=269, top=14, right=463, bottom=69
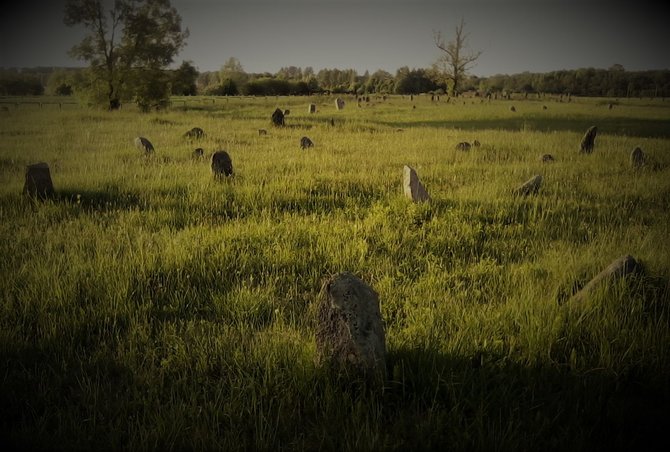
left=134, top=136, right=154, bottom=153
left=300, top=136, right=314, bottom=149
left=579, top=126, right=598, bottom=154
left=184, top=127, right=205, bottom=139
left=258, top=128, right=268, bottom=136
left=473, top=140, right=481, bottom=147
left=540, top=154, right=555, bottom=163
left=308, top=103, right=317, bottom=114
left=455, top=142, right=471, bottom=151
left=403, top=165, right=430, bottom=202
left=513, top=174, right=543, bottom=196
left=315, top=272, right=386, bottom=379
left=569, top=255, right=642, bottom=303
left=271, top=108, right=285, bottom=127
left=192, top=148, right=204, bottom=159
left=284, top=109, right=291, bottom=116
left=630, top=146, right=646, bottom=168
left=23, top=162, right=54, bottom=199
left=211, top=150, right=233, bottom=177
left=335, top=98, right=345, bottom=110
left=509, top=105, right=516, bottom=112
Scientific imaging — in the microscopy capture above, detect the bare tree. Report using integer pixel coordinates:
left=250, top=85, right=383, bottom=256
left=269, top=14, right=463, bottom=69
left=433, top=18, right=482, bottom=96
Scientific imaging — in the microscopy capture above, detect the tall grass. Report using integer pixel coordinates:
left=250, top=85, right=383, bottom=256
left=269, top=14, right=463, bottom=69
left=1, top=95, right=669, bottom=450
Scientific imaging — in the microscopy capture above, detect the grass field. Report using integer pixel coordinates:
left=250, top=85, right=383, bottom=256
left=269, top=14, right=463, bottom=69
left=1, top=94, right=669, bottom=451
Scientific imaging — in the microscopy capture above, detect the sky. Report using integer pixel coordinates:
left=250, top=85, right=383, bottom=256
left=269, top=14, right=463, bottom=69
left=1, top=0, right=668, bottom=77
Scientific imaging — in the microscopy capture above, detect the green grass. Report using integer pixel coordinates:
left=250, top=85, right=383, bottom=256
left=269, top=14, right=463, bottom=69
left=1, top=95, right=669, bottom=451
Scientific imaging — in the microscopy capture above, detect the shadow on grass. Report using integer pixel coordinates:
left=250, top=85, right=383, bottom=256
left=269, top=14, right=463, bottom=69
left=55, top=188, right=142, bottom=212
left=376, top=116, right=670, bottom=138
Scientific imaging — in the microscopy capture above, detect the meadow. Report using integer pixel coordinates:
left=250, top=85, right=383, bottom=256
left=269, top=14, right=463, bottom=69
left=1, top=94, right=669, bottom=451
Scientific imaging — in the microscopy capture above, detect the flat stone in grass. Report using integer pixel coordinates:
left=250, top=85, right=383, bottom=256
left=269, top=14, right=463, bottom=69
left=335, top=98, right=345, bottom=110
left=569, top=255, right=643, bottom=303
left=300, top=136, right=314, bottom=149
left=211, top=150, right=233, bottom=177
left=23, top=162, right=54, bottom=199
left=513, top=174, right=543, bottom=196
left=271, top=108, right=285, bottom=127
left=403, top=165, right=430, bottom=202
left=540, top=154, right=555, bottom=163
left=134, top=136, right=154, bottom=153
left=308, top=103, right=317, bottom=114
left=315, top=272, right=386, bottom=379
left=184, top=127, right=205, bottom=139
left=579, top=126, right=598, bottom=154
left=630, top=146, right=646, bottom=168
left=455, top=142, right=471, bottom=151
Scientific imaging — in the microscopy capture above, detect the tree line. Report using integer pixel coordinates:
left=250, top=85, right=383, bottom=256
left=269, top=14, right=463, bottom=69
left=3, top=64, right=669, bottom=100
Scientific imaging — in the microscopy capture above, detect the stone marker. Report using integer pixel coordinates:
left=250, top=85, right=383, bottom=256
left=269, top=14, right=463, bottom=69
left=258, top=128, right=267, bottom=136
left=335, top=98, right=345, bottom=110
left=403, top=165, right=430, bottom=202
left=284, top=109, right=291, bottom=116
left=184, top=127, right=205, bottom=139
left=23, top=162, right=54, bottom=199
left=271, top=108, right=284, bottom=127
left=509, top=105, right=516, bottom=112
left=330, top=118, right=335, bottom=127
left=473, top=139, right=481, bottom=147
left=569, top=255, right=642, bottom=303
left=308, top=103, right=317, bottom=114
left=579, top=126, right=598, bottom=154
left=300, top=136, right=314, bottom=149
left=315, top=272, right=386, bottom=378
left=134, top=136, right=154, bottom=153
left=542, top=105, right=548, bottom=110
left=513, top=174, right=543, bottom=196
left=211, top=150, right=233, bottom=177
left=192, top=148, right=204, bottom=159
left=455, top=142, right=471, bottom=151
left=630, top=146, right=646, bottom=168
left=540, top=154, right=555, bottom=163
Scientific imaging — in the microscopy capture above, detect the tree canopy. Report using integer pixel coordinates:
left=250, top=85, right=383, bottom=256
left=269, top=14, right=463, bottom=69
left=64, top=0, right=188, bottom=110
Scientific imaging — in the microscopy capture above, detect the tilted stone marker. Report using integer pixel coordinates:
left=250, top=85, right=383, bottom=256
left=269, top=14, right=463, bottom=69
left=315, top=272, right=386, bottom=378
left=455, top=142, right=471, bottom=151
left=23, top=162, right=54, bottom=199
left=211, top=150, right=233, bottom=177
left=579, top=126, right=598, bottom=154
left=271, top=108, right=285, bottom=127
left=403, top=165, right=430, bottom=202
left=184, top=127, right=205, bottom=139
left=540, top=154, right=555, bottom=163
left=134, top=136, right=154, bottom=153
left=300, top=136, right=314, bottom=149
left=513, top=174, right=543, bottom=196
left=569, top=255, right=642, bottom=303
left=308, top=103, right=317, bottom=114
left=630, top=146, right=646, bottom=168
left=335, top=98, right=345, bottom=110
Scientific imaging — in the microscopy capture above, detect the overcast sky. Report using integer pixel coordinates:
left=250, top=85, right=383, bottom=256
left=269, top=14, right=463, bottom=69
left=1, top=0, right=668, bottom=76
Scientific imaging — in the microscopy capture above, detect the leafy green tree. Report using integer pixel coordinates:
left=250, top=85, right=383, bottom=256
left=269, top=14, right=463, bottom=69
left=64, top=0, right=188, bottom=110
left=171, top=60, right=198, bottom=95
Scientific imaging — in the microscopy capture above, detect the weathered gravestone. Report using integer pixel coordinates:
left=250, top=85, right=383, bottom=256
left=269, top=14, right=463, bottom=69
left=315, top=272, right=386, bottom=378
left=455, top=142, right=471, bottom=151
left=630, top=146, right=646, bottom=168
left=513, top=174, right=543, bottom=196
left=569, top=255, right=643, bottom=303
left=579, top=126, right=598, bottom=154
left=271, top=108, right=285, bottom=127
left=23, top=162, right=54, bottom=199
left=134, top=136, right=154, bottom=154
left=335, top=98, right=345, bottom=110
left=300, top=136, right=314, bottom=149
left=403, top=165, right=430, bottom=202
left=211, top=150, right=233, bottom=177
left=184, top=127, right=205, bottom=139
left=308, top=103, right=317, bottom=114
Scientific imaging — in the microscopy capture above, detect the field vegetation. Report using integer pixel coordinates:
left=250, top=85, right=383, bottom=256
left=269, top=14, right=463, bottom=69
left=1, top=94, right=669, bottom=450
